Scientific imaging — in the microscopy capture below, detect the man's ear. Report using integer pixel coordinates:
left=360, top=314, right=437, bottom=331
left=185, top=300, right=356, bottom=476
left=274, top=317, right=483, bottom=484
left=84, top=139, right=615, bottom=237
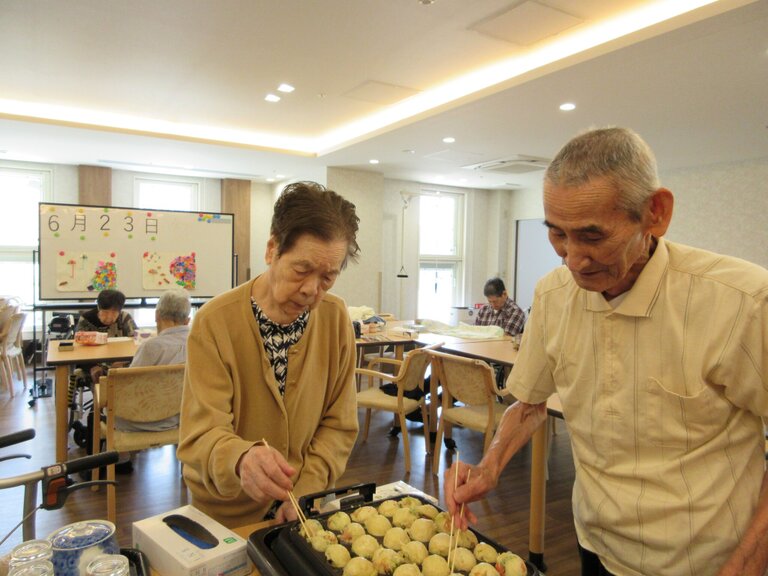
left=647, top=188, right=674, bottom=237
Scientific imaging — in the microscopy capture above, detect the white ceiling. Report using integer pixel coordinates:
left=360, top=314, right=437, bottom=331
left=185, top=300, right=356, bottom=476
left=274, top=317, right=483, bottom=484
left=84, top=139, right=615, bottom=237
left=0, top=0, right=766, bottom=191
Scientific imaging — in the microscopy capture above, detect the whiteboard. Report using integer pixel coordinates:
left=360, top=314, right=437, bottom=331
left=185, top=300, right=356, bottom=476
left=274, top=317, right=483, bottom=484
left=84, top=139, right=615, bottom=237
left=514, top=218, right=563, bottom=312
left=38, top=203, right=234, bottom=300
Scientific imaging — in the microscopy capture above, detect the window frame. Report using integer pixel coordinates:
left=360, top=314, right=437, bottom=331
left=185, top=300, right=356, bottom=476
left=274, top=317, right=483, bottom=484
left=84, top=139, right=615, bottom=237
left=133, top=175, right=201, bottom=211
left=416, top=190, right=465, bottom=322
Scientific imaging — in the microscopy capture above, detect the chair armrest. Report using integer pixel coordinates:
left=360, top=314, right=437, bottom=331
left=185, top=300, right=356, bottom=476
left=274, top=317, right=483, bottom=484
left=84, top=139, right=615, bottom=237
left=354, top=367, right=397, bottom=385
left=364, top=357, right=403, bottom=370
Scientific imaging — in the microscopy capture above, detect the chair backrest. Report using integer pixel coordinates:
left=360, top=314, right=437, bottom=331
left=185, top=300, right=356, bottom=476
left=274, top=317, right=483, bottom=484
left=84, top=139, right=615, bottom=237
left=398, top=343, right=442, bottom=392
left=106, top=364, right=185, bottom=423
left=427, top=350, right=498, bottom=406
left=1, top=312, right=26, bottom=352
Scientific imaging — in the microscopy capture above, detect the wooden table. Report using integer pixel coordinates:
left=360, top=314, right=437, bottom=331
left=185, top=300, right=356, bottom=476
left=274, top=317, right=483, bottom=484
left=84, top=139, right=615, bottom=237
left=46, top=337, right=138, bottom=462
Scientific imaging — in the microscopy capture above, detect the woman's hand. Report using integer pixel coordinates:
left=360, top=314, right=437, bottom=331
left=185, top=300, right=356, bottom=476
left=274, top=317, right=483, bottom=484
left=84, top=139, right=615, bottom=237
left=237, top=443, right=296, bottom=506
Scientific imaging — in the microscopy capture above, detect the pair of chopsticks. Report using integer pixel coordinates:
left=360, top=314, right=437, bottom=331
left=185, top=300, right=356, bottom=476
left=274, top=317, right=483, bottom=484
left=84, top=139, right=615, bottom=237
left=261, top=438, right=314, bottom=537
left=447, top=451, right=471, bottom=574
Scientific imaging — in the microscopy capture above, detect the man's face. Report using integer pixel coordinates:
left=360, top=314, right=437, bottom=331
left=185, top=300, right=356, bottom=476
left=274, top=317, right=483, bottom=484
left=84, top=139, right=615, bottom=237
left=97, top=307, right=121, bottom=326
left=264, top=233, right=348, bottom=323
left=486, top=292, right=507, bottom=311
left=543, top=177, right=654, bottom=298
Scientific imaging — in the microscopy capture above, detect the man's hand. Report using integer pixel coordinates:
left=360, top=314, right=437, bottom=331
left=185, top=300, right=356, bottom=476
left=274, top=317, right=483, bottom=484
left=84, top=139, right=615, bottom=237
left=237, top=443, right=296, bottom=507
left=444, top=461, right=498, bottom=531
left=275, top=501, right=298, bottom=523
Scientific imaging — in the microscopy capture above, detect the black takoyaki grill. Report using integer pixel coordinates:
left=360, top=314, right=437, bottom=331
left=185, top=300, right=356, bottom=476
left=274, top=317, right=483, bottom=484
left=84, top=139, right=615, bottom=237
left=248, top=483, right=538, bottom=576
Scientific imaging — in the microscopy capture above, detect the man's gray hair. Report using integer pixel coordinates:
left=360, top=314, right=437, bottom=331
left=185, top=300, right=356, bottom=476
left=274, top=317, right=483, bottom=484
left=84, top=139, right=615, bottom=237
left=156, top=289, right=191, bottom=324
left=545, top=127, right=660, bottom=221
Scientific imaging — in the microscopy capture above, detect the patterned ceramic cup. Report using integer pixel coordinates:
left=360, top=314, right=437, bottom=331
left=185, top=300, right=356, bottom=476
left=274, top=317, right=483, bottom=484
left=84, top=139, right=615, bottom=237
left=48, top=521, right=119, bottom=576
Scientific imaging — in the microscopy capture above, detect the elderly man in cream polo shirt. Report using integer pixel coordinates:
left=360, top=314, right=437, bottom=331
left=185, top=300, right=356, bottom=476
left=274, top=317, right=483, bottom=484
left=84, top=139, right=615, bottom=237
left=445, top=127, right=768, bottom=576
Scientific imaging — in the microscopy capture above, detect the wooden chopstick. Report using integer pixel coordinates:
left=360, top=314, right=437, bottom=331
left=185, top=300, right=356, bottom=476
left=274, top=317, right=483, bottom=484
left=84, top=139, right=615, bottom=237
left=447, top=451, right=459, bottom=570
left=449, top=465, right=471, bottom=575
left=260, top=438, right=313, bottom=537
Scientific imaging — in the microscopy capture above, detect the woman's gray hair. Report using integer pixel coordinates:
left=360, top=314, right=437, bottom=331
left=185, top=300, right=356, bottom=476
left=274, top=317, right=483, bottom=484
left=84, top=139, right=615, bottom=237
left=156, top=289, right=191, bottom=324
left=544, top=127, right=660, bottom=221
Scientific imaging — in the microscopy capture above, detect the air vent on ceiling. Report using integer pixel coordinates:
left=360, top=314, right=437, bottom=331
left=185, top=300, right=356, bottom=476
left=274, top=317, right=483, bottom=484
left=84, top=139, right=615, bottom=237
left=463, top=154, right=550, bottom=174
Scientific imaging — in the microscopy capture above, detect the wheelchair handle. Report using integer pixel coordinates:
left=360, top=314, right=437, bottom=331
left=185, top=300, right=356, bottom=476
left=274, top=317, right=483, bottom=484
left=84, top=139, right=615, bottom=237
left=0, top=428, right=35, bottom=450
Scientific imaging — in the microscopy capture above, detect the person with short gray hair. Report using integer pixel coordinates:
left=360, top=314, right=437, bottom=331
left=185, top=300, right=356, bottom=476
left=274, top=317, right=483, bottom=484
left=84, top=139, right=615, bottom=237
left=130, top=288, right=191, bottom=368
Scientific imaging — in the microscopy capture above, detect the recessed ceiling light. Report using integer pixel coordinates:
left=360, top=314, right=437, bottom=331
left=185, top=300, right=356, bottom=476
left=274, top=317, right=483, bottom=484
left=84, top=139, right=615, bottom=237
left=275, top=173, right=285, bottom=178
left=559, top=102, right=576, bottom=111
left=266, top=178, right=275, bottom=182
left=265, top=94, right=281, bottom=103
left=277, top=84, right=295, bottom=93
left=442, top=137, right=456, bottom=144
left=369, top=159, right=380, bottom=164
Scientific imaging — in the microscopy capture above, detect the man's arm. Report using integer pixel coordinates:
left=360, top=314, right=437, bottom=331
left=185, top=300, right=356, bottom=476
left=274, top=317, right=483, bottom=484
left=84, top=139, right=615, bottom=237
left=445, top=400, right=547, bottom=530
left=718, top=469, right=768, bottom=576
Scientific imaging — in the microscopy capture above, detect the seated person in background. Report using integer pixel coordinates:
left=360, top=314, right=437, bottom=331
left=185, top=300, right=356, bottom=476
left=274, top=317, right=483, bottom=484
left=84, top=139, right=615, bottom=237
left=76, top=288, right=137, bottom=337
left=129, top=288, right=190, bottom=369
left=177, top=181, right=360, bottom=528
left=75, top=289, right=137, bottom=382
left=474, top=277, right=526, bottom=336
left=118, top=287, right=191, bottom=432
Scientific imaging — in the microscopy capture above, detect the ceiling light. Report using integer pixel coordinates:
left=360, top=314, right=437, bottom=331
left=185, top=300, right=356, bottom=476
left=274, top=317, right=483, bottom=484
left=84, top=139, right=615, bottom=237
left=275, top=173, right=285, bottom=178
left=369, top=159, right=380, bottom=164
left=266, top=178, right=275, bottom=182
left=559, top=102, right=576, bottom=111
left=442, top=137, right=456, bottom=144
left=277, top=84, right=295, bottom=93
left=264, top=94, right=281, bottom=103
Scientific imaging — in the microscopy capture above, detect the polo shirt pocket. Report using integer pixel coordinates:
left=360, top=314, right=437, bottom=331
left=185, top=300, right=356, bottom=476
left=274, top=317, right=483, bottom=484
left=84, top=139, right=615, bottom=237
left=639, top=377, right=729, bottom=451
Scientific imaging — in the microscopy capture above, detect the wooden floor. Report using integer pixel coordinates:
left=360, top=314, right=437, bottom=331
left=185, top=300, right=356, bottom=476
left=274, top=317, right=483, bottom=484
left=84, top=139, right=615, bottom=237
left=0, top=374, right=579, bottom=574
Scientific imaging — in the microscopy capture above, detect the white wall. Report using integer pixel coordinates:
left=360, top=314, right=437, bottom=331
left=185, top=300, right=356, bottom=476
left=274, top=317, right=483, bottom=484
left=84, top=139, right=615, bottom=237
left=661, top=157, right=768, bottom=268
left=327, top=168, right=385, bottom=310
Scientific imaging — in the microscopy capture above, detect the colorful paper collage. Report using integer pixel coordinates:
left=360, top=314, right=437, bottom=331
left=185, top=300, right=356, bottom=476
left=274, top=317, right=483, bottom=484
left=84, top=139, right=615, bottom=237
left=55, top=251, right=118, bottom=292
left=142, top=251, right=196, bottom=290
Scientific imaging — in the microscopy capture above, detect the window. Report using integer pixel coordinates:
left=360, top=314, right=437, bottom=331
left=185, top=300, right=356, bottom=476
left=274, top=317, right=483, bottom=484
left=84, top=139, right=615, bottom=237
left=417, top=192, right=464, bottom=323
left=0, top=166, right=52, bottom=306
left=134, top=177, right=200, bottom=211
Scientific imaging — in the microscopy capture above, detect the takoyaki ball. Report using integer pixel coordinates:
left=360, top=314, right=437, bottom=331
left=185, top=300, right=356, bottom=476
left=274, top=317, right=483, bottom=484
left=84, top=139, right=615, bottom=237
left=496, top=552, right=528, bottom=576
left=300, top=518, right=324, bottom=538
left=352, top=534, right=380, bottom=560
left=365, top=514, right=393, bottom=537
left=469, top=562, right=500, bottom=576
left=352, top=506, right=379, bottom=523
left=325, top=543, right=352, bottom=568
left=343, top=556, right=377, bottom=576
left=416, top=503, right=439, bottom=519
left=421, top=554, right=450, bottom=576
left=383, top=527, right=411, bottom=551
left=398, top=496, right=421, bottom=511
left=433, top=511, right=452, bottom=533
left=473, top=542, right=498, bottom=564
left=392, top=507, right=418, bottom=529
left=451, top=547, right=477, bottom=573
left=327, top=511, right=352, bottom=532
left=428, top=532, right=451, bottom=557
left=339, top=522, right=367, bottom=545
left=309, top=530, right=338, bottom=552
left=401, top=540, right=429, bottom=565
left=372, top=547, right=405, bottom=575
left=378, top=499, right=400, bottom=518
left=392, top=564, right=421, bottom=576
left=456, top=528, right=478, bottom=549
left=407, top=517, right=436, bottom=543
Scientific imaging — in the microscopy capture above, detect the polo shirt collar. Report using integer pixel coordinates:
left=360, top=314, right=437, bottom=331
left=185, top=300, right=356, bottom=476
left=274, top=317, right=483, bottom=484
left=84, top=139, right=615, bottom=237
left=584, top=236, right=668, bottom=317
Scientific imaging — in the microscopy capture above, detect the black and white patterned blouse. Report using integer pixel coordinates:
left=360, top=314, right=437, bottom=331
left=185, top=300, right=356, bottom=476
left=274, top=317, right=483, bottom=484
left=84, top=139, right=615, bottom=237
left=251, top=299, right=308, bottom=396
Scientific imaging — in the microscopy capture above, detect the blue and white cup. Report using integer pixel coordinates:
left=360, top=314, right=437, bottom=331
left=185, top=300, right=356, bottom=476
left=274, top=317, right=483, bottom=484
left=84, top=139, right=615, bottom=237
left=47, top=521, right=119, bottom=576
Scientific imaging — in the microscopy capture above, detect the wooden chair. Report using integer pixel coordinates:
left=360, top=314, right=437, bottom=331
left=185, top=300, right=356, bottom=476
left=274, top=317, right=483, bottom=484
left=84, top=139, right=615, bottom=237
left=92, top=363, right=185, bottom=523
left=355, top=343, right=441, bottom=473
left=426, top=349, right=509, bottom=474
left=0, top=312, right=27, bottom=396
